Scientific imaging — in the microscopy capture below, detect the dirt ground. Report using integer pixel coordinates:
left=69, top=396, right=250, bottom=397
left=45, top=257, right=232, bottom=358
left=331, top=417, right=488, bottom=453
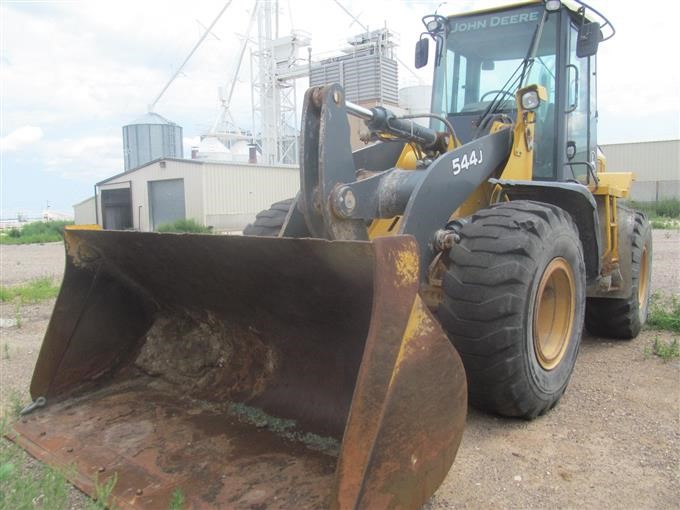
left=0, top=231, right=678, bottom=509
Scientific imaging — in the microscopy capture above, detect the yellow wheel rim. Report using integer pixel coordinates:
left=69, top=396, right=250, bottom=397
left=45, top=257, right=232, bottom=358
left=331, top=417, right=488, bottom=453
left=533, top=257, right=575, bottom=371
left=638, top=246, right=650, bottom=312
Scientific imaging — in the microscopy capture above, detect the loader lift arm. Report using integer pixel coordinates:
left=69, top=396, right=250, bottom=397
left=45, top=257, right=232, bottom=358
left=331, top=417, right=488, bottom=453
left=288, top=83, right=513, bottom=277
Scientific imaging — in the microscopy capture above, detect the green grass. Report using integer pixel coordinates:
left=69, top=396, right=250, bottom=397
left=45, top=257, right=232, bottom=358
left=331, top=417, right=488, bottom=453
left=0, top=220, right=73, bottom=245
left=14, top=304, right=22, bottom=329
left=86, top=473, right=118, bottom=510
left=0, top=417, right=71, bottom=510
left=2, top=396, right=183, bottom=510
left=7, top=392, right=25, bottom=417
left=169, top=488, right=186, bottom=510
left=646, top=293, right=680, bottom=333
left=651, top=337, right=680, bottom=361
left=0, top=278, right=60, bottom=304
left=2, top=390, right=186, bottom=510
left=629, top=198, right=680, bottom=219
left=650, top=218, right=680, bottom=230
left=156, top=218, right=212, bottom=234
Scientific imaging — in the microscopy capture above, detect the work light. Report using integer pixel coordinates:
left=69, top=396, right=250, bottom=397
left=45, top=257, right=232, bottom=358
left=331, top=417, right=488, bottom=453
left=521, top=90, right=541, bottom=110
left=545, top=0, right=561, bottom=12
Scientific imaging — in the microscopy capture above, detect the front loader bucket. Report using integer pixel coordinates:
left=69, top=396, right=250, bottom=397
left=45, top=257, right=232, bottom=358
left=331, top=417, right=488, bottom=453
left=9, top=229, right=466, bottom=509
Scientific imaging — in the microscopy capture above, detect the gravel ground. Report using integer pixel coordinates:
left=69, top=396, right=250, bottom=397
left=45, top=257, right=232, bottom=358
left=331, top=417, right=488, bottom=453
left=0, top=242, right=65, bottom=286
left=0, top=230, right=678, bottom=509
left=650, top=229, right=680, bottom=295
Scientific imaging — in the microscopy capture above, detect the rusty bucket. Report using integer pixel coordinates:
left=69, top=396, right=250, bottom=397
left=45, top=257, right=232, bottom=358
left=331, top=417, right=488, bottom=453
left=8, top=229, right=466, bottom=509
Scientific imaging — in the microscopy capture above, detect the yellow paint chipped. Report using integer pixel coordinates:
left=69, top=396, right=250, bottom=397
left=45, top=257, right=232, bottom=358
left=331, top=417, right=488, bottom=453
left=389, top=297, right=434, bottom=386
left=64, top=230, right=80, bottom=259
left=394, top=249, right=419, bottom=287
left=368, top=217, right=402, bottom=239
left=64, top=230, right=99, bottom=268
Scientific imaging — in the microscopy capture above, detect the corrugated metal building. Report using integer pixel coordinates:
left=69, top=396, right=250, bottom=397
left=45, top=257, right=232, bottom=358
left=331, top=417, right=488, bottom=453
left=81, top=158, right=298, bottom=232
left=73, top=196, right=97, bottom=225
left=600, top=139, right=679, bottom=201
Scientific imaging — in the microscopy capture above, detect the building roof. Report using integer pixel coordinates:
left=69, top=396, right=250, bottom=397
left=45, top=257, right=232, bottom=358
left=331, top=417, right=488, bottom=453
left=96, top=157, right=297, bottom=186
left=599, top=138, right=679, bottom=147
left=125, top=112, right=179, bottom=127
left=72, top=196, right=96, bottom=207
left=96, top=158, right=202, bottom=186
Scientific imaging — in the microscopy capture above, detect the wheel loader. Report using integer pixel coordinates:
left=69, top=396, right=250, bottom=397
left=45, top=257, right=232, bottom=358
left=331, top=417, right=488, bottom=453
left=8, top=1, right=652, bottom=508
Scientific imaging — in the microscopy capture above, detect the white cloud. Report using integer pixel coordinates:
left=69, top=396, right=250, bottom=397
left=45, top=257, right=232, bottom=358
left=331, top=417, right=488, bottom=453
left=1, top=0, right=678, bottom=202
left=44, top=136, right=123, bottom=182
left=0, top=125, right=43, bottom=152
left=0, top=2, right=244, bottom=131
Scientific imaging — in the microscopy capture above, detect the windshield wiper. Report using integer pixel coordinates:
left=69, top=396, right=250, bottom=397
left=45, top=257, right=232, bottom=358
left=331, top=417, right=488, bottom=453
left=520, top=8, right=550, bottom=86
left=475, top=8, right=550, bottom=136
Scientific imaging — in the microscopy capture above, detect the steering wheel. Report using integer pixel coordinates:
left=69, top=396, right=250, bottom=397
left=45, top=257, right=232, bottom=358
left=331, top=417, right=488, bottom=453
left=480, top=90, right=515, bottom=103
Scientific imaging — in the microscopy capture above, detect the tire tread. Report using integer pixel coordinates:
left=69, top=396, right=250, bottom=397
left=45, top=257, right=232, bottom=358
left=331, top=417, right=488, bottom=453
left=438, top=200, right=584, bottom=419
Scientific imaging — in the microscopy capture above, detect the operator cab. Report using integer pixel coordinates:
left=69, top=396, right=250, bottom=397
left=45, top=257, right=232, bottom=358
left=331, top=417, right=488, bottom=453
left=418, top=0, right=612, bottom=182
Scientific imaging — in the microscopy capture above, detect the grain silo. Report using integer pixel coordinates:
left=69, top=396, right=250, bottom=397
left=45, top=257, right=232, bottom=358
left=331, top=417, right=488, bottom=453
left=122, top=112, right=183, bottom=171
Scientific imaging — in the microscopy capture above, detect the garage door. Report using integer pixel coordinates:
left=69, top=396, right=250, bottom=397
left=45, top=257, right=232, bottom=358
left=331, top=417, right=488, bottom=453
left=149, top=179, right=186, bottom=230
left=101, top=188, right=132, bottom=230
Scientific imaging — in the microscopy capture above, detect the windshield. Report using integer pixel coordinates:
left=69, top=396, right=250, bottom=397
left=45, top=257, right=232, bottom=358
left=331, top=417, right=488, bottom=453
left=432, top=5, right=558, bottom=118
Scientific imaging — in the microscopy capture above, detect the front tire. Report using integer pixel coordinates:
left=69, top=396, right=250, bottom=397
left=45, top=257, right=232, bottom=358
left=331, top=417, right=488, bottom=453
left=438, top=201, right=586, bottom=419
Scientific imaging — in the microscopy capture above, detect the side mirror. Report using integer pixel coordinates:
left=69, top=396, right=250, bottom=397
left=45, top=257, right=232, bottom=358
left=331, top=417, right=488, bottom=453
left=576, top=21, right=601, bottom=58
left=415, top=38, right=429, bottom=69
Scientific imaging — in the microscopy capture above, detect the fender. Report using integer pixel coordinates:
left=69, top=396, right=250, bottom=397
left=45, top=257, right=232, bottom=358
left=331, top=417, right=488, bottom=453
left=492, top=179, right=602, bottom=284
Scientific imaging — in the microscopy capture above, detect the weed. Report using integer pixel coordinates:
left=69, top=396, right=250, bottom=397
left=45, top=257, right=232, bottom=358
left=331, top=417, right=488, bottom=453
left=87, top=472, right=118, bottom=510
left=8, top=392, right=25, bottom=417
left=649, top=337, right=680, bottom=362
left=646, top=293, right=680, bottom=333
left=2, top=343, right=9, bottom=360
left=156, top=218, right=212, bottom=234
left=0, top=277, right=60, bottom=304
left=0, top=220, right=73, bottom=245
left=169, top=487, right=186, bottom=510
left=14, top=304, right=22, bottom=329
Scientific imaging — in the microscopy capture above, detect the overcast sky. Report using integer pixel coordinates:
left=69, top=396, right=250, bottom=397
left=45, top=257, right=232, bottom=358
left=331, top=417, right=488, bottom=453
left=1, top=0, right=678, bottom=218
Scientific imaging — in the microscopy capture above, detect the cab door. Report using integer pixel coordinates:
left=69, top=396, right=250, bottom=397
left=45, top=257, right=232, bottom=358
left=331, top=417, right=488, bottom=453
left=564, top=18, right=598, bottom=182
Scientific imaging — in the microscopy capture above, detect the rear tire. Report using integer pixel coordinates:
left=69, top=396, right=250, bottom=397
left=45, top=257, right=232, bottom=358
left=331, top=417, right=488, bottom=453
left=585, top=210, right=652, bottom=339
left=438, top=201, right=586, bottom=419
left=243, top=198, right=294, bottom=237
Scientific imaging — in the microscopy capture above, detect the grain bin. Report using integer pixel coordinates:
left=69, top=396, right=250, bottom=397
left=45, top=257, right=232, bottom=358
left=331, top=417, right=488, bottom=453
left=122, top=112, right=183, bottom=170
